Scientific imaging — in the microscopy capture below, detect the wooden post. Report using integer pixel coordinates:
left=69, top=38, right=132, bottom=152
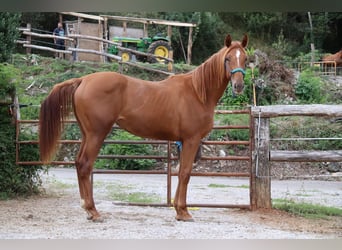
left=186, top=26, right=193, bottom=65
left=75, top=17, right=81, bottom=62
left=59, top=13, right=63, bottom=24
left=167, top=25, right=172, bottom=45
left=123, top=21, right=127, bottom=36
left=98, top=19, right=104, bottom=63
left=143, top=23, right=148, bottom=37
left=254, top=116, right=272, bottom=209
left=168, top=49, right=173, bottom=72
left=26, top=23, right=31, bottom=55
left=103, top=17, right=108, bottom=63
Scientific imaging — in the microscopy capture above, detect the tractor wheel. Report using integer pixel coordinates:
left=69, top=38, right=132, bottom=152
left=119, top=51, right=132, bottom=62
left=147, top=40, right=171, bottom=63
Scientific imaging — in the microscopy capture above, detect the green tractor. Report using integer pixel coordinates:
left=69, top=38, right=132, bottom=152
left=108, top=34, right=172, bottom=63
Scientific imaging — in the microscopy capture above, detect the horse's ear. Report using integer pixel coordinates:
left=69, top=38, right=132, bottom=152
left=225, top=34, right=232, bottom=48
left=241, top=34, right=248, bottom=48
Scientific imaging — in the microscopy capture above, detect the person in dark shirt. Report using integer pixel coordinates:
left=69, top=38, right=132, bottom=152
left=53, top=22, right=65, bottom=58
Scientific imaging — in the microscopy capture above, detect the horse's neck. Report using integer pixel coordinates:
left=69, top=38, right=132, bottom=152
left=208, top=80, right=229, bottom=107
left=202, top=64, right=229, bottom=106
left=192, top=53, right=229, bottom=107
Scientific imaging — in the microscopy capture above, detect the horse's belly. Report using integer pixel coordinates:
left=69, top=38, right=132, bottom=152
left=116, top=115, right=179, bottom=141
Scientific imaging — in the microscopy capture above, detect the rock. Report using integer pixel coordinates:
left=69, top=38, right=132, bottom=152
left=327, top=162, right=341, bottom=173
left=218, top=149, right=226, bottom=157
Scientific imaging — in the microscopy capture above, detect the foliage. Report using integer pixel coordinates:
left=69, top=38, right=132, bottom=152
left=190, top=12, right=226, bottom=65
left=273, top=199, right=342, bottom=219
left=295, top=69, right=326, bottom=103
left=270, top=116, right=342, bottom=151
left=208, top=114, right=250, bottom=144
left=219, top=68, right=256, bottom=107
left=0, top=13, right=21, bottom=63
left=0, top=64, right=20, bottom=99
left=95, top=130, right=156, bottom=170
left=0, top=105, right=41, bottom=198
left=0, top=62, right=43, bottom=199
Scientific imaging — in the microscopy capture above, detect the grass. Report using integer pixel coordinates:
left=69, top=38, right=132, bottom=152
left=272, top=198, right=342, bottom=219
left=208, top=183, right=249, bottom=189
left=47, top=179, right=77, bottom=190
left=104, top=183, right=162, bottom=204
left=112, top=192, right=161, bottom=203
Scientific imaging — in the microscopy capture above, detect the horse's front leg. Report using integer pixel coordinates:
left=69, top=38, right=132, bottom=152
left=174, top=139, right=201, bottom=221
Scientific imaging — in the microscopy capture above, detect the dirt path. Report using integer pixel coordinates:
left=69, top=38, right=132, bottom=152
left=0, top=168, right=341, bottom=239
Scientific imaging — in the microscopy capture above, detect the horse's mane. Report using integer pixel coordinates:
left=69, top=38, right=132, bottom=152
left=191, top=42, right=243, bottom=103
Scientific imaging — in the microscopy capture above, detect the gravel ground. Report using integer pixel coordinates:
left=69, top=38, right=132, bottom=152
left=0, top=168, right=341, bottom=239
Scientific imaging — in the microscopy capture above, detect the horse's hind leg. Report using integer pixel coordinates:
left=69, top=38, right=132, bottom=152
left=75, top=131, right=109, bottom=222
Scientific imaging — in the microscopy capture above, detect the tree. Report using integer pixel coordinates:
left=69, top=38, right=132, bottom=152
left=191, top=12, right=226, bottom=64
left=0, top=12, right=21, bottom=63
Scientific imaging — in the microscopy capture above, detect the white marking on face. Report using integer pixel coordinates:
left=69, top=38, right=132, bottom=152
left=236, top=49, right=241, bottom=67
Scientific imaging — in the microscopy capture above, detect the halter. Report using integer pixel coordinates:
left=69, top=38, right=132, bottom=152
left=224, top=58, right=246, bottom=77
left=230, top=67, right=246, bottom=76
left=224, top=55, right=246, bottom=98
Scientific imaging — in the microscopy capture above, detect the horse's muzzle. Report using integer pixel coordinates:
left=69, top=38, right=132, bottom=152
left=232, top=81, right=244, bottom=95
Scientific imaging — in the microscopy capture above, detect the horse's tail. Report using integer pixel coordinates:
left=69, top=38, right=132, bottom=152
left=39, top=78, right=83, bottom=163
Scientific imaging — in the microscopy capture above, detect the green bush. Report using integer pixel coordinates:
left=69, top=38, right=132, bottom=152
left=0, top=64, right=19, bottom=100
left=0, top=107, right=42, bottom=200
left=95, top=130, right=156, bottom=170
left=0, top=63, right=43, bottom=199
left=295, top=69, right=326, bottom=104
left=219, top=68, right=255, bottom=107
left=270, top=116, right=342, bottom=151
left=0, top=13, right=21, bottom=63
left=209, top=114, right=250, bottom=142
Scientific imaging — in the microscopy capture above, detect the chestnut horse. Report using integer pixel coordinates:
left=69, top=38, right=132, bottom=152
left=39, top=34, right=248, bottom=222
left=322, top=49, right=342, bottom=67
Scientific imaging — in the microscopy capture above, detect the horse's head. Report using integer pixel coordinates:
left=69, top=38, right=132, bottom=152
left=223, top=34, right=248, bottom=95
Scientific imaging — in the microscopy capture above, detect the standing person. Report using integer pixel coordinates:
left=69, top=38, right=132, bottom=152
left=53, top=22, right=65, bottom=59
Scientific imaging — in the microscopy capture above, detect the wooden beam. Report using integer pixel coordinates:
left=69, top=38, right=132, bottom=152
left=251, top=104, right=342, bottom=118
left=143, top=23, right=148, bottom=37
left=100, top=14, right=197, bottom=27
left=271, top=150, right=342, bottom=162
left=23, top=44, right=72, bottom=54
left=60, top=12, right=104, bottom=21
left=254, top=117, right=272, bottom=209
left=26, top=23, right=31, bottom=54
left=59, top=14, right=197, bottom=39
left=67, top=34, right=119, bottom=46
left=167, top=25, right=172, bottom=45
left=187, top=26, right=193, bottom=65
left=23, top=31, right=74, bottom=42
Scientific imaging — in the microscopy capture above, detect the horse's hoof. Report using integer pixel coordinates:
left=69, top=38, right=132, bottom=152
left=86, top=214, right=104, bottom=223
left=92, top=216, right=104, bottom=223
left=175, top=215, right=194, bottom=222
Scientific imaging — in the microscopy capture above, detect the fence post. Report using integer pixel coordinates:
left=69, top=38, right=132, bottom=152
left=254, top=116, right=272, bottom=209
left=26, top=23, right=31, bottom=55
left=168, top=50, right=173, bottom=72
